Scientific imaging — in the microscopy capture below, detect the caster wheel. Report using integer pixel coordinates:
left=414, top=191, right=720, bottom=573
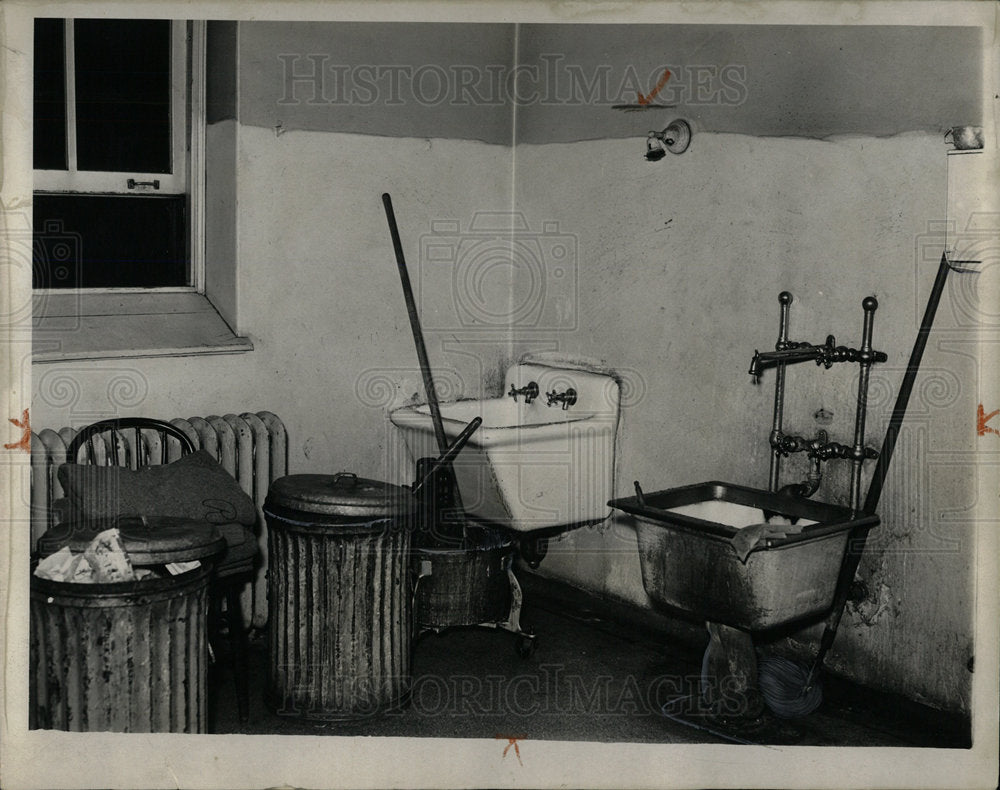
left=516, top=635, right=537, bottom=659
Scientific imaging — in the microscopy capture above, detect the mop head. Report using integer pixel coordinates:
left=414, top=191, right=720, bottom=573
left=757, top=655, right=823, bottom=718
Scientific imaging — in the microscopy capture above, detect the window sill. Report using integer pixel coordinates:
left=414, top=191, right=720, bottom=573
left=32, top=291, right=253, bottom=364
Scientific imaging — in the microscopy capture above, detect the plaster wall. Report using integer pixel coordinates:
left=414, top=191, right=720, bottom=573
left=511, top=132, right=977, bottom=713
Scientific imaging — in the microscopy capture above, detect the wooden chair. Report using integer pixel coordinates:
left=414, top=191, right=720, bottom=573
left=66, top=417, right=256, bottom=727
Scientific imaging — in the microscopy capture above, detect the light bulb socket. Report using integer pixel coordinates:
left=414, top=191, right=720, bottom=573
left=645, top=133, right=667, bottom=161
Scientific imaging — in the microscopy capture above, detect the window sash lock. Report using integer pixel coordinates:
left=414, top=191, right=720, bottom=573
left=127, top=178, right=161, bottom=191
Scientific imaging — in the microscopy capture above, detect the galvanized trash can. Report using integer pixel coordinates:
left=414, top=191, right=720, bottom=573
left=263, top=472, right=415, bottom=720
left=30, top=517, right=225, bottom=733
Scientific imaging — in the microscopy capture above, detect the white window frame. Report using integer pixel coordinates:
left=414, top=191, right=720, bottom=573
left=33, top=19, right=190, bottom=197
left=32, top=18, right=205, bottom=296
left=30, top=19, right=247, bottom=363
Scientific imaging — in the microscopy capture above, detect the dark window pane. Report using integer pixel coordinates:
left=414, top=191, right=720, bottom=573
left=74, top=19, right=172, bottom=174
left=33, top=19, right=67, bottom=170
left=34, top=193, right=188, bottom=288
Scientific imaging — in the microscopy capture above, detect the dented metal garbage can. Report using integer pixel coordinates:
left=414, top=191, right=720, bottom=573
left=30, top=517, right=225, bottom=733
left=263, top=472, right=415, bottom=720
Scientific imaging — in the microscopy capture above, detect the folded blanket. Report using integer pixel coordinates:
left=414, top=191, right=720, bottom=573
left=58, top=450, right=257, bottom=527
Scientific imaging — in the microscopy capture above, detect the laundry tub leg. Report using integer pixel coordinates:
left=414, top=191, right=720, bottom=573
left=702, top=621, right=764, bottom=719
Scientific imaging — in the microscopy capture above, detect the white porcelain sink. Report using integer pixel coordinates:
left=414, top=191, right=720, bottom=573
left=390, top=362, right=620, bottom=533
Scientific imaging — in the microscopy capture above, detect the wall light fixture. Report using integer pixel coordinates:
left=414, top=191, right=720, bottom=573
left=645, top=119, right=692, bottom=160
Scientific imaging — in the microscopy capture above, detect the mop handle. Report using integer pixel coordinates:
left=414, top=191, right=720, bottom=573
left=863, top=251, right=952, bottom=514
left=382, top=192, right=449, bottom=456
left=806, top=252, right=956, bottom=687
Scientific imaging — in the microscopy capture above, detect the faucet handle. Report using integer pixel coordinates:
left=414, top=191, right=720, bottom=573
left=508, top=381, right=539, bottom=403
left=545, top=387, right=577, bottom=410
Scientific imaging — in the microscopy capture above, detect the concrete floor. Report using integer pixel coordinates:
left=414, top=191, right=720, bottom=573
left=207, top=576, right=970, bottom=748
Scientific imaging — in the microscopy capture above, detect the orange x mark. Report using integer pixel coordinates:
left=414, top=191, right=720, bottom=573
left=496, top=734, right=525, bottom=766
left=4, top=408, right=30, bottom=452
left=637, top=68, right=672, bottom=106
left=977, top=404, right=999, bottom=437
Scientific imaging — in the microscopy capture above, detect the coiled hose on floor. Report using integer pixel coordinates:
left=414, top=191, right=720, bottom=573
left=757, top=655, right=823, bottom=718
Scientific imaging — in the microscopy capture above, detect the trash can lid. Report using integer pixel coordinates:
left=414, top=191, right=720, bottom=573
left=265, top=472, right=415, bottom=518
left=36, top=516, right=226, bottom=565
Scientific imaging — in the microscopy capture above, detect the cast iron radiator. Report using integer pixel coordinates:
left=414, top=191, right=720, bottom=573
left=30, top=411, right=288, bottom=629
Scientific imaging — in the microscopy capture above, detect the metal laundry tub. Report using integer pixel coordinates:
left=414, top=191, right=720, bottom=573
left=610, top=482, right=879, bottom=631
left=263, top=472, right=416, bottom=720
left=30, top=517, right=224, bottom=732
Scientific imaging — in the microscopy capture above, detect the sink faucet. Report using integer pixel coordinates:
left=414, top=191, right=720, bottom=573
left=749, top=334, right=888, bottom=383
left=546, top=387, right=577, bottom=409
left=748, top=336, right=837, bottom=383
left=508, top=381, right=539, bottom=404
